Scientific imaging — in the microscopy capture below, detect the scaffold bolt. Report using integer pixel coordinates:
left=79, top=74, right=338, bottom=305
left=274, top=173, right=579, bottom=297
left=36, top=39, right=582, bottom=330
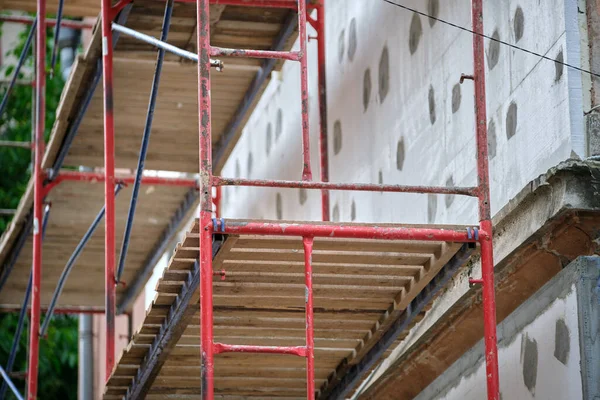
left=469, top=278, right=483, bottom=287
left=460, top=74, right=474, bottom=84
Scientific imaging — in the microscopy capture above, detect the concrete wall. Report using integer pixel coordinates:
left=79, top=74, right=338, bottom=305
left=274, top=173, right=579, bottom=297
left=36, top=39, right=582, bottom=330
left=412, top=256, right=599, bottom=400
left=0, top=12, right=30, bottom=76
left=221, top=0, right=585, bottom=224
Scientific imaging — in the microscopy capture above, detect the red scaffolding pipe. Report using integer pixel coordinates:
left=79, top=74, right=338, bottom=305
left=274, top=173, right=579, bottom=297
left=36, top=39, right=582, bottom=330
left=298, top=0, right=311, bottom=182
left=210, top=47, right=300, bottom=61
left=213, top=343, right=307, bottom=357
left=198, top=0, right=216, bottom=399
left=101, top=0, right=117, bottom=381
left=303, top=237, right=315, bottom=399
left=213, top=186, right=222, bottom=218
left=1, top=307, right=105, bottom=315
left=27, top=0, right=46, bottom=396
left=180, top=0, right=299, bottom=7
left=216, top=220, right=479, bottom=242
left=49, top=170, right=198, bottom=188
left=472, top=0, right=500, bottom=398
left=0, top=15, right=95, bottom=30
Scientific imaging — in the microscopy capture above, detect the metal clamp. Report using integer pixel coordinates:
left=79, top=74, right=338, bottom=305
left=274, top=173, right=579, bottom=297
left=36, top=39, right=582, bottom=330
left=212, top=218, right=226, bottom=233
left=466, top=227, right=479, bottom=241
left=213, top=270, right=226, bottom=281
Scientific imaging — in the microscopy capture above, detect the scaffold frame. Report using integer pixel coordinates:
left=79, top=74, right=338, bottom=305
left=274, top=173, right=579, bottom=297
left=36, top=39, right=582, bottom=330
left=0, top=0, right=500, bottom=399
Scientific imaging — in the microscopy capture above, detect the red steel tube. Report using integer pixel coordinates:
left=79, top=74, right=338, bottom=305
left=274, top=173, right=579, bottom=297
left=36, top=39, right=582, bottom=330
left=298, top=0, right=312, bottom=181
left=303, top=237, right=315, bottom=399
left=213, top=186, right=222, bottom=218
left=198, top=0, right=216, bottom=399
left=176, top=0, right=299, bottom=7
left=0, top=15, right=95, bottom=30
left=212, top=176, right=478, bottom=196
left=210, top=47, right=300, bottom=61
left=315, top=1, right=330, bottom=221
left=472, top=0, right=500, bottom=399
left=27, top=0, right=46, bottom=397
left=52, top=170, right=198, bottom=188
left=217, top=221, right=477, bottom=242
left=1, top=307, right=105, bottom=315
left=213, top=343, right=307, bottom=357
left=101, top=0, right=117, bottom=381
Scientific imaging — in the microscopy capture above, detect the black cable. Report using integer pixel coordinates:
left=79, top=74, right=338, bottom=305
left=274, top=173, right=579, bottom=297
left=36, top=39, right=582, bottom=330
left=382, top=0, right=600, bottom=79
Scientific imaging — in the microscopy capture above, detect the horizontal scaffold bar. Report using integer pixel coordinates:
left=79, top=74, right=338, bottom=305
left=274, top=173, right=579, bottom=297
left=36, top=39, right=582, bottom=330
left=212, top=177, right=479, bottom=196
left=210, top=46, right=301, bottom=61
left=213, top=343, right=307, bottom=357
left=0, top=15, right=94, bottom=30
left=48, top=170, right=198, bottom=189
left=0, top=307, right=105, bottom=315
left=176, top=0, right=300, bottom=8
left=213, top=220, right=482, bottom=242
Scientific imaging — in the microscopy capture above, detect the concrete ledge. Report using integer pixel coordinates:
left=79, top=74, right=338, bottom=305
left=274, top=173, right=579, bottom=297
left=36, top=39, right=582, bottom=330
left=359, top=160, right=600, bottom=399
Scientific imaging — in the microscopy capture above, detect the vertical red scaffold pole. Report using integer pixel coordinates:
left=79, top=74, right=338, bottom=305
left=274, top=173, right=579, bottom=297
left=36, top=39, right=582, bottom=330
left=299, top=0, right=312, bottom=182
left=302, top=237, right=315, bottom=399
left=315, top=0, right=329, bottom=221
left=27, top=0, right=46, bottom=397
left=101, top=0, right=117, bottom=379
left=197, top=0, right=215, bottom=399
left=472, top=1, right=500, bottom=399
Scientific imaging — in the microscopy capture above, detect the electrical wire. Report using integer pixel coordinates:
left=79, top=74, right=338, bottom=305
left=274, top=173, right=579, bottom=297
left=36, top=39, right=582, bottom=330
left=382, top=0, right=600, bottom=79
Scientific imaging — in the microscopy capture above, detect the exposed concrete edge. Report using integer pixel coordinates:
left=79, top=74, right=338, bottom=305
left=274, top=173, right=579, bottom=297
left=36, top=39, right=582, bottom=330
left=413, top=256, right=600, bottom=400
left=358, top=159, right=600, bottom=397
left=577, top=257, right=600, bottom=400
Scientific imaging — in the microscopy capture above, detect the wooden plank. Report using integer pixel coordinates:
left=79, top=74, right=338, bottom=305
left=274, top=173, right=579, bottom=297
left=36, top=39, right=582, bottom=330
left=177, top=247, right=433, bottom=266
left=228, top=236, right=443, bottom=254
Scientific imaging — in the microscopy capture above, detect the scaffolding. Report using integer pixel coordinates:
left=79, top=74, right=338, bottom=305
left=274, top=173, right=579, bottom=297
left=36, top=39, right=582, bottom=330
left=0, top=0, right=500, bottom=399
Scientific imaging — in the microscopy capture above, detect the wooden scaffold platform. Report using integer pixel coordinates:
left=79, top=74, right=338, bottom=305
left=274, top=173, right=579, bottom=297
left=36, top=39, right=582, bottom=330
left=104, top=219, right=475, bottom=399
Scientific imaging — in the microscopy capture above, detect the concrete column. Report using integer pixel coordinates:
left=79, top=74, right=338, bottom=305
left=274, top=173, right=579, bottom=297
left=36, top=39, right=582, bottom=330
left=55, top=26, right=80, bottom=81
left=585, top=0, right=600, bottom=156
left=78, top=314, right=94, bottom=400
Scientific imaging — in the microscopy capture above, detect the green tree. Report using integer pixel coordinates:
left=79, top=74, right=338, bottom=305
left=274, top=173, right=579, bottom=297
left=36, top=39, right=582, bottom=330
left=0, top=21, right=65, bottom=235
left=0, top=314, right=78, bottom=400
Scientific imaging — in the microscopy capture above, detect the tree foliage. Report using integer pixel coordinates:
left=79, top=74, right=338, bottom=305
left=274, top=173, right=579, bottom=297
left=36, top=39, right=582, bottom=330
left=0, top=314, right=78, bottom=400
left=0, top=22, right=65, bottom=235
